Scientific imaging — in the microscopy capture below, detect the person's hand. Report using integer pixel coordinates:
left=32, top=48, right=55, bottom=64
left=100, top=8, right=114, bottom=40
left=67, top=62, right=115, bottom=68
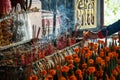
left=83, top=31, right=98, bottom=39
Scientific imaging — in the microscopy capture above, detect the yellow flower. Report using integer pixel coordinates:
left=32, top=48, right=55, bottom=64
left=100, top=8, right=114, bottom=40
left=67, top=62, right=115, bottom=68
left=104, top=47, right=110, bottom=52
left=46, top=75, right=53, bottom=80
left=95, top=70, right=103, bottom=77
left=106, top=74, right=110, bottom=80
left=82, top=63, right=87, bottom=69
left=99, top=70, right=104, bottom=77
left=75, top=69, right=82, bottom=76
left=67, top=55, right=73, bottom=60
left=88, top=51, right=92, bottom=56
left=68, top=64, right=74, bottom=69
left=101, top=60, right=105, bottom=66
left=61, top=66, right=70, bottom=72
left=99, top=52, right=104, bottom=57
left=60, top=76, right=66, bottom=80
left=88, top=59, right=94, bottom=64
left=116, top=46, right=120, bottom=50
left=72, top=53, right=78, bottom=58
left=74, top=58, right=80, bottom=63
left=84, top=47, right=90, bottom=53
left=29, top=75, right=38, bottom=80
left=65, top=55, right=73, bottom=61
left=94, top=49, right=98, bottom=53
left=68, top=60, right=73, bottom=64
left=94, top=76, right=97, bottom=80
left=74, top=48, right=79, bottom=53
left=41, top=70, right=47, bottom=76
left=44, top=78, right=49, bottom=80
left=114, top=46, right=118, bottom=50
left=96, top=57, right=102, bottom=64
left=112, top=69, right=119, bottom=76
left=85, top=53, right=90, bottom=59
left=69, top=75, right=77, bottom=80
left=112, top=52, right=118, bottom=58
left=110, top=74, right=116, bottom=80
left=115, top=65, right=120, bottom=74
left=108, top=52, right=113, bottom=58
left=87, top=67, right=96, bottom=74
left=105, top=56, right=110, bottom=62
left=49, top=69, right=56, bottom=76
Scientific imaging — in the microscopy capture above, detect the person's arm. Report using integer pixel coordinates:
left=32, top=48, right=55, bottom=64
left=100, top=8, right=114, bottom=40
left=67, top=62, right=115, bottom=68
left=98, top=20, right=120, bottom=38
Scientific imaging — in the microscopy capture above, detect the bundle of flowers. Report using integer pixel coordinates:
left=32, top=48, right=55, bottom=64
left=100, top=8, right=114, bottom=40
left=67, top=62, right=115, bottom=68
left=30, top=37, right=120, bottom=80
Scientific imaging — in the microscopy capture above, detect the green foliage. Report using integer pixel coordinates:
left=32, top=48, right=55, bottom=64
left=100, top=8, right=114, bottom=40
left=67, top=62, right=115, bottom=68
left=104, top=0, right=120, bottom=25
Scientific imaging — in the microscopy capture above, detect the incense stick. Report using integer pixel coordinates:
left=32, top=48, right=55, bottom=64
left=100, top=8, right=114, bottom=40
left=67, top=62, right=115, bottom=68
left=36, top=27, right=41, bottom=43
left=34, top=25, right=37, bottom=38
left=105, top=30, right=108, bottom=47
left=32, top=25, right=35, bottom=39
left=74, top=23, right=79, bottom=37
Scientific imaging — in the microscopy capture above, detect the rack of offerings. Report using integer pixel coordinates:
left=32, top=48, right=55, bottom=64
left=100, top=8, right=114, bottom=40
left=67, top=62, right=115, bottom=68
left=0, top=27, right=120, bottom=80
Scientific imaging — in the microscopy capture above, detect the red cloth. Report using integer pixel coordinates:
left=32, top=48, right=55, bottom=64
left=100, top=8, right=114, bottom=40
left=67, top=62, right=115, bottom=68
left=98, top=31, right=105, bottom=38
left=0, top=0, right=11, bottom=14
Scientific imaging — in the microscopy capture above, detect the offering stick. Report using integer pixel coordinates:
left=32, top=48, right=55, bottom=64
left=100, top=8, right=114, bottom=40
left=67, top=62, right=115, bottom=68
left=105, top=31, right=108, bottom=47
left=118, top=31, right=120, bottom=46
left=104, top=31, right=108, bottom=58
left=36, top=27, right=40, bottom=44
left=81, top=31, right=86, bottom=63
